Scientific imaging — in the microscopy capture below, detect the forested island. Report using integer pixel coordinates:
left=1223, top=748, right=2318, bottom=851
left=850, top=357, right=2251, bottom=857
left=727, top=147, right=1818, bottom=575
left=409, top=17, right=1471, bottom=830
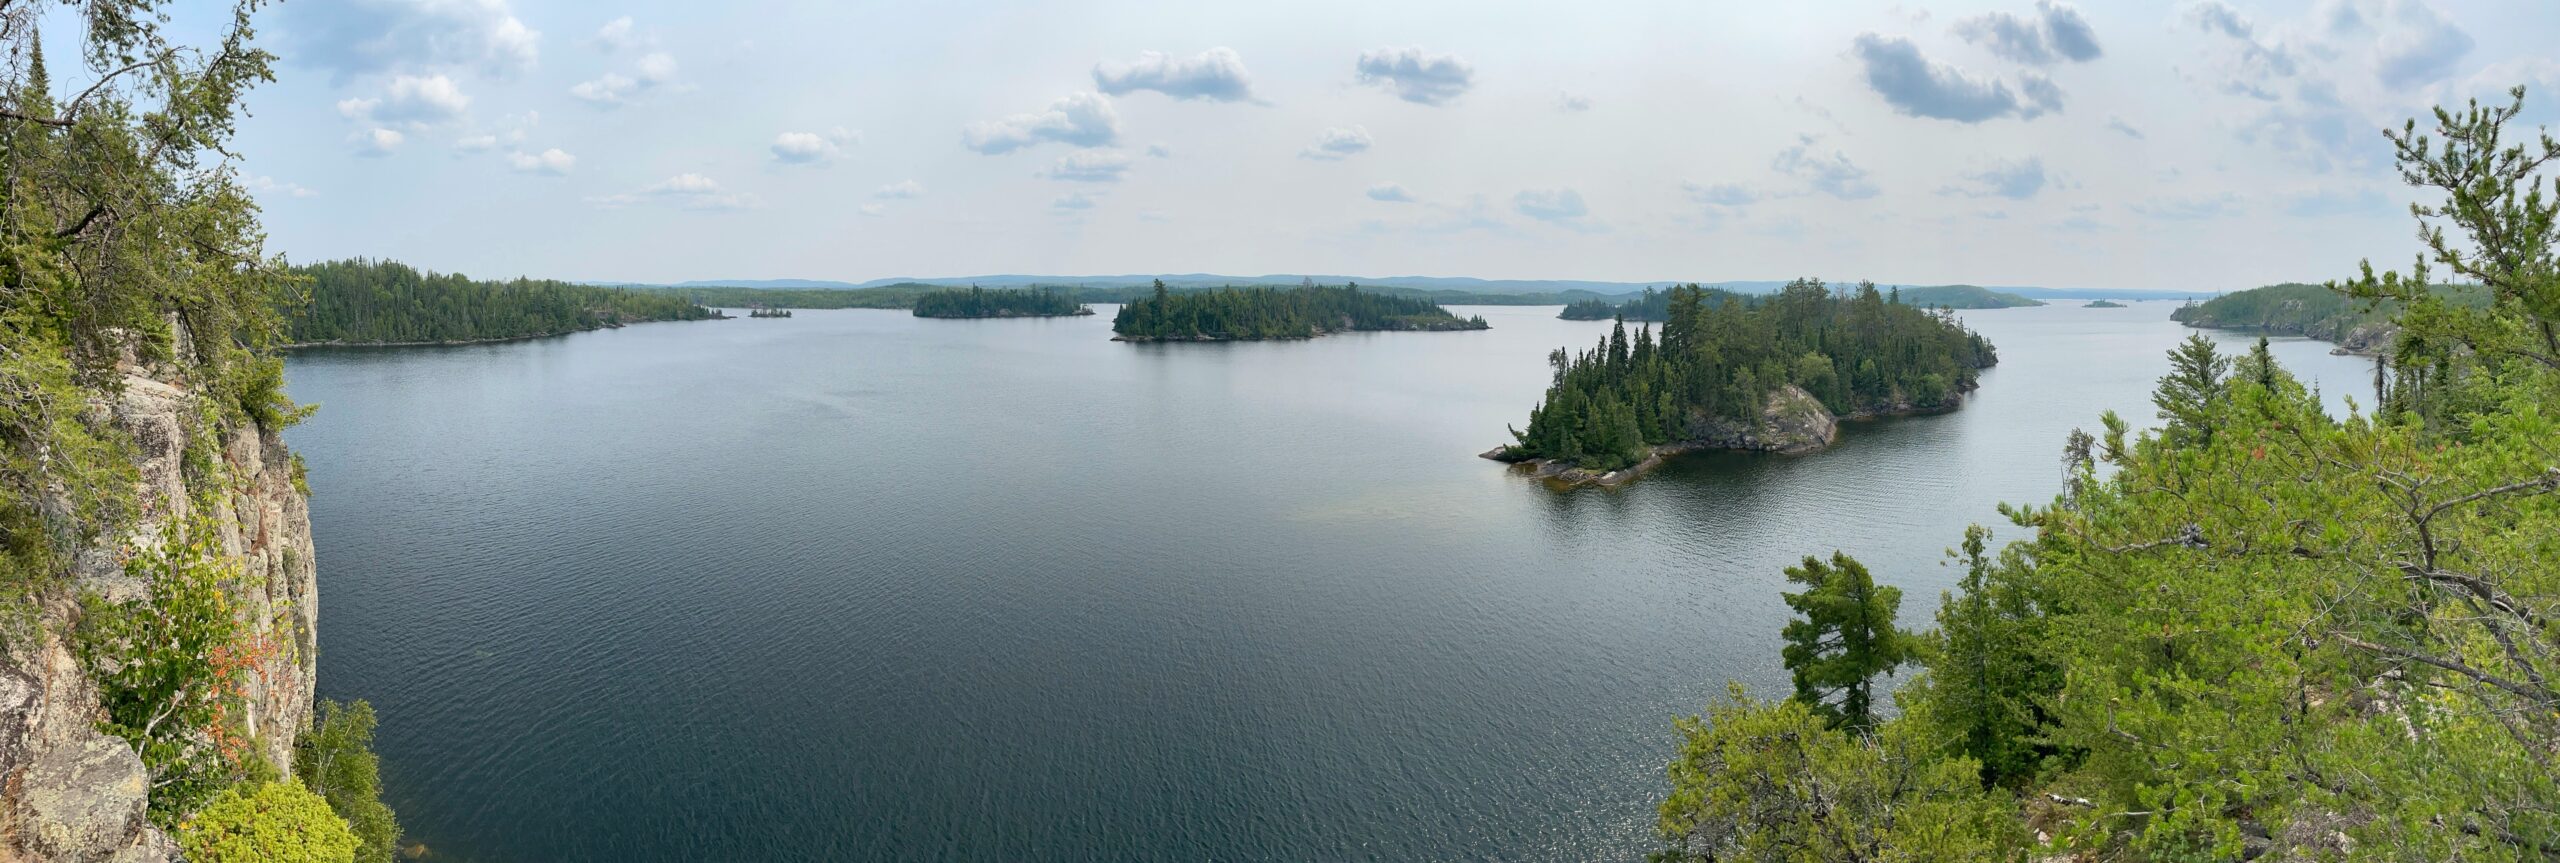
left=1652, top=90, right=2560, bottom=862
left=2083, top=299, right=2126, bottom=308
left=1492, top=279, right=1995, bottom=484
left=1111, top=282, right=1488, bottom=341
left=911, top=286, right=1093, bottom=318
left=2171, top=281, right=2486, bottom=355
left=286, top=259, right=723, bottom=346
left=1559, top=284, right=2036, bottom=321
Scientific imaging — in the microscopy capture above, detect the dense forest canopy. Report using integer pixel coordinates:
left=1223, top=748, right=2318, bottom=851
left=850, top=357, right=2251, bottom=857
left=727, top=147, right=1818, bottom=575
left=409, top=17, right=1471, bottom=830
left=1111, top=281, right=1488, bottom=340
left=910, top=286, right=1091, bottom=318
left=1506, top=280, right=1997, bottom=471
left=659, top=281, right=1621, bottom=310
left=1654, top=88, right=2560, bottom=863
left=2171, top=280, right=2488, bottom=342
left=284, top=259, right=721, bottom=345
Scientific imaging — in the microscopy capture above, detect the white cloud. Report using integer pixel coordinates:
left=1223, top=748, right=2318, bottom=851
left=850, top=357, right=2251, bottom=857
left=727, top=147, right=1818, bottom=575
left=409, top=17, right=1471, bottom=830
left=1043, top=150, right=1136, bottom=182
left=590, top=173, right=758, bottom=210
left=363, top=74, right=471, bottom=126
left=1354, top=47, right=1477, bottom=106
left=636, top=51, right=679, bottom=85
left=245, top=175, right=319, bottom=199
left=571, top=51, right=680, bottom=108
left=1773, top=138, right=1880, bottom=199
left=963, top=92, right=1122, bottom=154
left=1555, top=91, right=1593, bottom=112
left=1052, top=192, right=1100, bottom=211
left=453, top=133, right=498, bottom=152
left=1366, top=183, right=1416, bottom=202
left=771, top=128, right=858, bottom=165
left=350, top=127, right=404, bottom=156
left=280, top=0, right=540, bottom=82
left=1682, top=181, right=1760, bottom=206
left=1299, top=126, right=1373, bottom=160
left=874, top=180, right=925, bottom=200
left=1513, top=188, right=1588, bottom=221
left=1093, top=48, right=1258, bottom=102
left=859, top=203, right=887, bottom=217
left=1952, top=1, right=2102, bottom=66
left=1940, top=157, right=2047, bottom=199
left=507, top=147, right=576, bottom=175
left=593, top=16, right=636, bottom=52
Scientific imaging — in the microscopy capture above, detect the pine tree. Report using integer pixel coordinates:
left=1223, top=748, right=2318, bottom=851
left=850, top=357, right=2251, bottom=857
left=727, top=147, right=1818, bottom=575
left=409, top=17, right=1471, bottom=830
left=1779, top=552, right=1915, bottom=731
left=2154, top=334, right=2228, bottom=447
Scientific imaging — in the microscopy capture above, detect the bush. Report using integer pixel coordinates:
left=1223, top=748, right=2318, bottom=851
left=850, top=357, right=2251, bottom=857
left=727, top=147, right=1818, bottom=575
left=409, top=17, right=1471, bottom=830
left=297, top=700, right=400, bottom=861
left=178, top=781, right=359, bottom=863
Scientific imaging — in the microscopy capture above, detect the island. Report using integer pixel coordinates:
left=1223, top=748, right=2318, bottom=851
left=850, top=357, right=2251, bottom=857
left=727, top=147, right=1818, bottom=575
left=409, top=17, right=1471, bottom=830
left=2169, top=282, right=2487, bottom=356
left=748, top=307, right=794, bottom=318
left=1887, top=284, right=2043, bottom=309
left=1559, top=284, right=2037, bottom=321
left=2084, top=299, right=2126, bottom=308
left=912, top=286, right=1094, bottom=318
left=287, top=258, right=724, bottom=347
left=1487, top=279, right=1996, bottom=487
left=1111, top=281, right=1488, bottom=341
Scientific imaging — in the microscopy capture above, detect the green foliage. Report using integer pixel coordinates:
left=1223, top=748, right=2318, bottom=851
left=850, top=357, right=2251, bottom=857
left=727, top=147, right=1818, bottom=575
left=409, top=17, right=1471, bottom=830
left=285, top=258, right=719, bottom=345
left=911, top=285, right=1091, bottom=318
left=1510, top=279, right=1998, bottom=470
left=1110, top=280, right=1487, bottom=340
left=77, top=518, right=248, bottom=822
left=2170, top=281, right=2488, bottom=342
left=1658, top=85, right=2560, bottom=862
left=2, top=0, right=295, bottom=585
left=1655, top=684, right=2026, bottom=863
left=177, top=781, right=360, bottom=863
left=296, top=700, right=399, bottom=862
left=1887, top=284, right=2044, bottom=309
left=1778, top=552, right=1915, bottom=731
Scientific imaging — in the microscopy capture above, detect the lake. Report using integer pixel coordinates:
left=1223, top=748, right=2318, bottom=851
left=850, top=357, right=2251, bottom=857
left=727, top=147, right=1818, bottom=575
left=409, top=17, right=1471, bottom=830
left=282, top=300, right=2372, bottom=862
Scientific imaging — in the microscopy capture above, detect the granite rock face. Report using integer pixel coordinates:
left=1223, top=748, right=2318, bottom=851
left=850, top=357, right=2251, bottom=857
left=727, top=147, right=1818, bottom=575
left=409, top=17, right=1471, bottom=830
left=0, top=367, right=320, bottom=862
left=1683, top=384, right=1840, bottom=455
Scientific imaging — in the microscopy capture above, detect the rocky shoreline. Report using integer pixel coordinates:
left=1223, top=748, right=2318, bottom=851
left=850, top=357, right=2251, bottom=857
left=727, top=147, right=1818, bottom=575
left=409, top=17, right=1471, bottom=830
left=1482, top=383, right=1971, bottom=488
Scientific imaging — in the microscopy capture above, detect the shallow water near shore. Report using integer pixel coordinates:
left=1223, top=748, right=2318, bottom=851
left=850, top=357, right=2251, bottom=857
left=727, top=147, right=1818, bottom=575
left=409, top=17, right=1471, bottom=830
left=283, top=301, right=2369, bottom=862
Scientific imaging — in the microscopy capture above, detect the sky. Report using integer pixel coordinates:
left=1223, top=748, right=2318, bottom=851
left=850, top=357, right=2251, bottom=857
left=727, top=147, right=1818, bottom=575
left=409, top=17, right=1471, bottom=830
left=150, top=0, right=2560, bottom=288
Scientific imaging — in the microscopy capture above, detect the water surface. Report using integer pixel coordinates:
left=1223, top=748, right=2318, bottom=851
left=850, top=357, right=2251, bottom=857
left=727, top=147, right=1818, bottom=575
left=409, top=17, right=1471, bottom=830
left=285, top=300, right=2370, bottom=862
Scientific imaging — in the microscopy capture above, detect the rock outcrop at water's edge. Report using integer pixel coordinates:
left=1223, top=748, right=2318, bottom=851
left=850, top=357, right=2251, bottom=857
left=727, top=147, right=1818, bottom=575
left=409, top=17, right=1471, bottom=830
left=0, top=361, right=319, bottom=862
left=1484, top=383, right=1968, bottom=488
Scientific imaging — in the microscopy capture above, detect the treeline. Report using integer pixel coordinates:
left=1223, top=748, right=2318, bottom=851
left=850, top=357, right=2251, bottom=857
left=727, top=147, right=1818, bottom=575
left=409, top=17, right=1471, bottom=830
left=1651, top=89, right=2560, bottom=862
left=1111, top=281, right=1489, bottom=341
left=286, top=259, right=721, bottom=345
left=2170, top=281, right=2487, bottom=342
left=911, top=286, right=1091, bottom=318
left=1507, top=280, right=1996, bottom=470
left=1558, top=286, right=1738, bottom=321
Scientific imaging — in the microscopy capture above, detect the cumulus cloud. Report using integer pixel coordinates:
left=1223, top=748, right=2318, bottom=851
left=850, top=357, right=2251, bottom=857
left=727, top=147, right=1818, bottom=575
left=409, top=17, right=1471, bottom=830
left=2373, top=0, right=2472, bottom=87
left=1052, top=192, right=1100, bottom=211
left=347, top=74, right=471, bottom=126
left=1043, top=150, right=1136, bottom=182
left=2186, top=1, right=2298, bottom=78
left=571, top=51, right=678, bottom=107
left=963, top=92, right=1121, bottom=154
left=452, top=133, right=497, bottom=153
left=591, top=173, right=757, bottom=210
left=1955, top=1, right=2102, bottom=65
left=1299, top=126, right=1374, bottom=160
left=1772, top=139, right=1881, bottom=199
left=873, top=180, right=925, bottom=200
left=280, top=0, right=539, bottom=82
left=1513, top=188, right=1589, bottom=222
left=1851, top=33, right=2059, bottom=122
left=245, top=175, right=320, bottom=199
left=350, top=127, right=403, bottom=156
left=1555, top=91, right=1593, bottom=112
left=1093, top=48, right=1258, bottom=102
left=593, top=16, right=636, bottom=52
left=1681, top=181, right=1760, bottom=206
left=1941, top=157, right=2047, bottom=199
left=771, top=128, right=859, bottom=164
left=1354, top=47, right=1476, bottom=106
left=1366, top=183, right=1416, bottom=202
left=507, top=148, right=575, bottom=175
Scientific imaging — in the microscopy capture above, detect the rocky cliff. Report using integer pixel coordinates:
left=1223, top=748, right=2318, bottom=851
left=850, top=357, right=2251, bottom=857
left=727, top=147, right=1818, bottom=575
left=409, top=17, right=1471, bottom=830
left=0, top=365, right=318, bottom=862
left=1495, top=385, right=1850, bottom=487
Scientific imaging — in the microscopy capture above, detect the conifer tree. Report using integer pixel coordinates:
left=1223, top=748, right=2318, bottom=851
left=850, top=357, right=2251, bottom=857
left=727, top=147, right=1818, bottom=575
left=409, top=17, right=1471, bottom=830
left=1778, top=552, right=1915, bottom=731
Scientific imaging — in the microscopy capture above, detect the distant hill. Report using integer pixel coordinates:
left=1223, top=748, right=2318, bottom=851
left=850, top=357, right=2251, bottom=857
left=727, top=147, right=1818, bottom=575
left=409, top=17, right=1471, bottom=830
left=640, top=274, right=2207, bottom=301
left=1890, top=285, right=2044, bottom=309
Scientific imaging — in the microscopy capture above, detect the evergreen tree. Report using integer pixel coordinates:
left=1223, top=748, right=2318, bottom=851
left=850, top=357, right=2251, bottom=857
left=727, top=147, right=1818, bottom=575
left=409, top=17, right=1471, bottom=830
left=2153, top=333, right=2228, bottom=446
left=1778, top=552, right=1915, bottom=731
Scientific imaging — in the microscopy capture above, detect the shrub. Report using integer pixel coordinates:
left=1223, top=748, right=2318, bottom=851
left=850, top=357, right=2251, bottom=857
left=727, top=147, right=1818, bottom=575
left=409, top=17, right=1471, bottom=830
left=178, top=781, right=359, bottom=863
